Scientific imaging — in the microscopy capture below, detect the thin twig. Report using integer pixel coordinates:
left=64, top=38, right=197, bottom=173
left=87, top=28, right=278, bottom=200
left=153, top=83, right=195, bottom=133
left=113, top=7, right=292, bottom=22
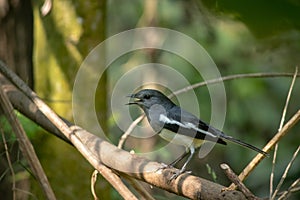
left=0, top=125, right=16, bottom=200
left=91, top=170, right=99, bottom=200
left=279, top=68, right=298, bottom=129
left=118, top=115, right=145, bottom=149
left=272, top=146, right=300, bottom=199
left=270, top=67, right=298, bottom=198
left=170, top=72, right=300, bottom=98
left=278, top=178, right=300, bottom=200
left=221, top=163, right=259, bottom=200
left=270, top=144, right=278, bottom=199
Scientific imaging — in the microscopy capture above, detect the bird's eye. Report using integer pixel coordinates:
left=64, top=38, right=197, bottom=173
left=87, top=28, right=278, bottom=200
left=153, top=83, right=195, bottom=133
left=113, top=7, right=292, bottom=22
left=144, top=94, right=150, bottom=99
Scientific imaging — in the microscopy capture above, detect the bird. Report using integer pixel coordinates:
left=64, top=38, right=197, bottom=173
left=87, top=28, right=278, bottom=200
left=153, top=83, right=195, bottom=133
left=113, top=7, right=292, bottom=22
left=127, top=89, right=268, bottom=180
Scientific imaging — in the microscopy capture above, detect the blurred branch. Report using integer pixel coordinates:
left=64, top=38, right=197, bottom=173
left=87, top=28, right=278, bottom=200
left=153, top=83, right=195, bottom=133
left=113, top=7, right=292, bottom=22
left=137, top=0, right=158, bottom=27
left=270, top=67, right=298, bottom=198
left=278, top=68, right=298, bottom=129
left=0, top=125, right=16, bottom=199
left=40, top=0, right=52, bottom=16
left=0, top=61, right=248, bottom=199
left=122, top=174, right=156, bottom=200
left=278, top=178, right=300, bottom=200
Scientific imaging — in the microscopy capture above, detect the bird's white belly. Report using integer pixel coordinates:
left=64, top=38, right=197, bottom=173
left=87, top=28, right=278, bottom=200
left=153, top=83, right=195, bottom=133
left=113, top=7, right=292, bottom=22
left=159, top=129, right=204, bottom=148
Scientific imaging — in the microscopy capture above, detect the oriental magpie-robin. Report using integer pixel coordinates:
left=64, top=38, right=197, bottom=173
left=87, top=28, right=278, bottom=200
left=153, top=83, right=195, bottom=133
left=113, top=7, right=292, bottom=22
left=127, top=89, right=268, bottom=180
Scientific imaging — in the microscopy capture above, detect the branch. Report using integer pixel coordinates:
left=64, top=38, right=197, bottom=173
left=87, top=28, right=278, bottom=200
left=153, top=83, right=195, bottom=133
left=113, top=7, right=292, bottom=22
left=170, top=72, right=300, bottom=98
left=118, top=114, right=145, bottom=149
left=221, top=164, right=258, bottom=200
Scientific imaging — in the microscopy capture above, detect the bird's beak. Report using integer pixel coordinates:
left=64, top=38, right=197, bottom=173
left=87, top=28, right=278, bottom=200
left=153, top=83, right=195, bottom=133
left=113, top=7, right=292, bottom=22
left=125, top=94, right=141, bottom=105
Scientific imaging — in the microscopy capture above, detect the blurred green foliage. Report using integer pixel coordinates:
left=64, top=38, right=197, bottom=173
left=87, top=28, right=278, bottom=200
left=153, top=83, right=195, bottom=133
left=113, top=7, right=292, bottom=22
left=202, top=0, right=300, bottom=38
left=24, top=0, right=300, bottom=199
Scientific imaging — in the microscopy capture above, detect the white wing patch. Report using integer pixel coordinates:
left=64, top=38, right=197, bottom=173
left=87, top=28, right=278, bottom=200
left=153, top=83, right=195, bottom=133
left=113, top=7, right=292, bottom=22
left=159, top=114, right=217, bottom=138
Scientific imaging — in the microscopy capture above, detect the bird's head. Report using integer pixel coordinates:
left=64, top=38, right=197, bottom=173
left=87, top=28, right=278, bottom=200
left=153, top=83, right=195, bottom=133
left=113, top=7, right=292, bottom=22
left=127, top=89, right=174, bottom=110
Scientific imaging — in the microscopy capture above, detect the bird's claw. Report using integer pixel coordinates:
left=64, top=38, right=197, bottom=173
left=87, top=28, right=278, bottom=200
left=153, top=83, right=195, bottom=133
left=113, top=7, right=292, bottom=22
left=155, top=163, right=173, bottom=172
left=157, top=163, right=192, bottom=182
left=168, top=169, right=191, bottom=182
left=160, top=163, right=169, bottom=169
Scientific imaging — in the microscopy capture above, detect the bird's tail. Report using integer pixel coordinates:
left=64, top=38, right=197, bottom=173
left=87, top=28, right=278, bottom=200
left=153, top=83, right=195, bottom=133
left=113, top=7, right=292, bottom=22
left=220, top=135, right=269, bottom=157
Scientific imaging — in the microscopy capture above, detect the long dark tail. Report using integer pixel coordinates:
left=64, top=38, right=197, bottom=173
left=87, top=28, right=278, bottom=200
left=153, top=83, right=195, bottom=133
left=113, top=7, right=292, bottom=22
left=220, top=135, right=269, bottom=157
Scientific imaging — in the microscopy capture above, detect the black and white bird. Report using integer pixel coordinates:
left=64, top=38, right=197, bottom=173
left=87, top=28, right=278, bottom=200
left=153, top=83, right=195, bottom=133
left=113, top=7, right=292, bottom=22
left=127, top=89, right=268, bottom=180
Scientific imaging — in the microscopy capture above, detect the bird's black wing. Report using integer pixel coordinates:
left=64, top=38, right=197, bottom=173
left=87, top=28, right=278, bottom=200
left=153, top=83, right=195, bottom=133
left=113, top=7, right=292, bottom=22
left=161, top=106, right=227, bottom=145
left=164, top=106, right=268, bottom=156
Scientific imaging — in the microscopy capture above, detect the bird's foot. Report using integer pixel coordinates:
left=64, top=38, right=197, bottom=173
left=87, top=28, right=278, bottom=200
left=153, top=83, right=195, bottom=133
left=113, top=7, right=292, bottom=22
left=156, top=163, right=174, bottom=172
left=168, top=169, right=191, bottom=182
